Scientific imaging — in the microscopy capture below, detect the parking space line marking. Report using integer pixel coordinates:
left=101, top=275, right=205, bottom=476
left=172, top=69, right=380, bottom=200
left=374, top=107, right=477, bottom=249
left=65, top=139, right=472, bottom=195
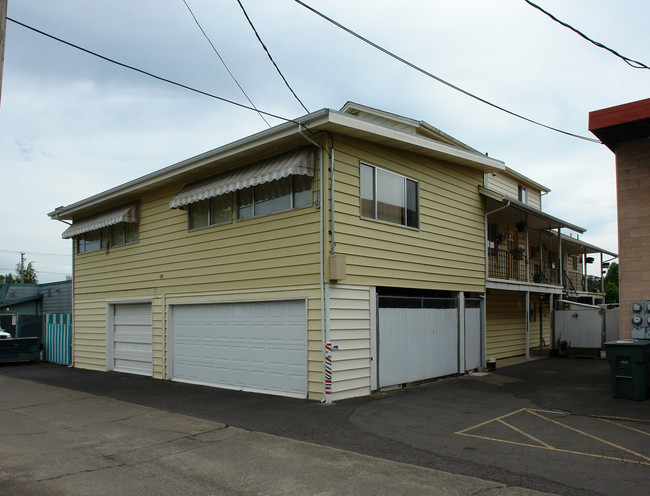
left=597, top=417, right=650, bottom=437
left=535, top=410, right=650, bottom=425
left=497, top=419, right=554, bottom=449
left=456, top=408, right=650, bottom=466
left=529, top=410, right=650, bottom=463
left=457, top=430, right=650, bottom=466
left=456, top=432, right=547, bottom=450
left=454, top=407, right=528, bottom=435
left=589, top=414, right=650, bottom=423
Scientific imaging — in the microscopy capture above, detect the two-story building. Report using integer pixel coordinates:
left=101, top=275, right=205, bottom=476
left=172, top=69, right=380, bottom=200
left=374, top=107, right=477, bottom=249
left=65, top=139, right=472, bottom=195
left=48, top=102, right=615, bottom=401
left=481, top=169, right=617, bottom=360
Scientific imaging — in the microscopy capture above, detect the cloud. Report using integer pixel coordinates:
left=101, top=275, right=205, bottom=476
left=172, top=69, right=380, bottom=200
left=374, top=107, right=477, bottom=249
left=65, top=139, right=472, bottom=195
left=2, top=0, right=648, bottom=283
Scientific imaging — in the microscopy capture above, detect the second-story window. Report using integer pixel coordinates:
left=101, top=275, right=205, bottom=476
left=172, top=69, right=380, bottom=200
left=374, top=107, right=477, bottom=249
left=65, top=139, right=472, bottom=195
left=518, top=185, right=527, bottom=204
left=237, top=175, right=312, bottom=220
left=189, top=194, right=232, bottom=230
left=77, top=223, right=139, bottom=253
left=360, top=163, right=419, bottom=228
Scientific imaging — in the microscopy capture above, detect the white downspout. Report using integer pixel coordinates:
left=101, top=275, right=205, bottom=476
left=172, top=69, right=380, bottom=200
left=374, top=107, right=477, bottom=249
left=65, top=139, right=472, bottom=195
left=298, top=125, right=329, bottom=403
left=330, top=145, right=336, bottom=255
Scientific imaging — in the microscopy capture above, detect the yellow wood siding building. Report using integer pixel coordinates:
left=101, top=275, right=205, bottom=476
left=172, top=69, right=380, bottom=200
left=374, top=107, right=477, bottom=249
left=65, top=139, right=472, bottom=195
left=333, top=136, right=486, bottom=293
left=54, top=102, right=614, bottom=401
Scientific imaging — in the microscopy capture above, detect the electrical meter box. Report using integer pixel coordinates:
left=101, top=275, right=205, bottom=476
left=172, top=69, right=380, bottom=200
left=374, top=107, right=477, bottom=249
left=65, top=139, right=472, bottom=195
left=631, top=301, right=650, bottom=339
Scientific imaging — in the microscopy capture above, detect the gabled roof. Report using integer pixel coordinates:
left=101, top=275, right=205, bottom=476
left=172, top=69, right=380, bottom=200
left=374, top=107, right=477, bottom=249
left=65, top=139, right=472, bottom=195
left=49, top=105, right=505, bottom=221
left=339, top=101, right=479, bottom=153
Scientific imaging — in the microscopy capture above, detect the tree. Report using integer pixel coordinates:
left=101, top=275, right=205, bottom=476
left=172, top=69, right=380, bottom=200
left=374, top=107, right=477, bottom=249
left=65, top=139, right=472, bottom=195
left=604, top=262, right=619, bottom=288
left=18, top=261, right=38, bottom=284
left=604, top=262, right=619, bottom=304
left=605, top=281, right=619, bottom=304
left=0, top=260, right=38, bottom=284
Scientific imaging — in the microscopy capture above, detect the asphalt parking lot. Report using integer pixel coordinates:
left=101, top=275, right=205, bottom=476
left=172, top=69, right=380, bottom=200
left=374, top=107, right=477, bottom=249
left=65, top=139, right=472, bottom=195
left=2, top=356, right=649, bottom=496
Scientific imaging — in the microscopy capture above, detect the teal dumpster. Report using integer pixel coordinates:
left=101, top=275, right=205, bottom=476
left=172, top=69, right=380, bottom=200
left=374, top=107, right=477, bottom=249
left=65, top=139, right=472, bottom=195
left=604, top=339, right=650, bottom=400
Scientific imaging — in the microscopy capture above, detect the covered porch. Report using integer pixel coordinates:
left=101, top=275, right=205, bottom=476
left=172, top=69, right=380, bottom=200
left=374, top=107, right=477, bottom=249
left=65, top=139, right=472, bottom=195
left=481, top=186, right=615, bottom=302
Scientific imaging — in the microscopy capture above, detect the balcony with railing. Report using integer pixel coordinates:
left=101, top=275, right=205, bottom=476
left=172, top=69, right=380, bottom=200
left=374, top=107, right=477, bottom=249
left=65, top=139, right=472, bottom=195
left=563, top=271, right=604, bottom=295
left=488, top=248, right=560, bottom=285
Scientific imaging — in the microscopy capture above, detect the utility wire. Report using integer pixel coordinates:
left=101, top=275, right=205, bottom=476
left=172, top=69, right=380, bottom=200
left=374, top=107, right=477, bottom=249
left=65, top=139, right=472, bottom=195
left=181, top=0, right=271, bottom=126
left=0, top=249, right=69, bottom=257
left=7, top=17, right=304, bottom=126
left=524, top=0, right=649, bottom=70
left=236, top=0, right=310, bottom=113
left=293, top=0, right=601, bottom=143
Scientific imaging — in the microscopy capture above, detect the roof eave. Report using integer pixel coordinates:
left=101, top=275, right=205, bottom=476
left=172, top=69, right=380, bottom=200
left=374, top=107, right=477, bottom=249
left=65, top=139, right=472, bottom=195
left=560, top=235, right=618, bottom=258
left=503, top=166, right=551, bottom=193
left=48, top=108, right=332, bottom=220
left=326, top=110, right=505, bottom=172
left=50, top=108, right=505, bottom=220
left=0, top=294, right=43, bottom=306
left=480, top=186, right=585, bottom=233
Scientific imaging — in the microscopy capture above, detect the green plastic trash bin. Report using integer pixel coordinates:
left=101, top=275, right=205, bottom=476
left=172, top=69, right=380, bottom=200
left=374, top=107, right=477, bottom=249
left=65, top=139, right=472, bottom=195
left=604, top=339, right=650, bottom=400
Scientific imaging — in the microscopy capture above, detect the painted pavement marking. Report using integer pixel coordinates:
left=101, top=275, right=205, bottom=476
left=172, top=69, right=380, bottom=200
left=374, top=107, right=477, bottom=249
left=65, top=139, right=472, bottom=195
left=455, top=408, right=650, bottom=466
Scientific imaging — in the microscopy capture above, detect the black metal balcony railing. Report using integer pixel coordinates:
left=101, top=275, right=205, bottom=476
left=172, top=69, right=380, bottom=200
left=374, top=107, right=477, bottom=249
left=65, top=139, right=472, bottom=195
left=488, top=248, right=527, bottom=281
left=488, top=248, right=604, bottom=294
left=531, top=259, right=560, bottom=286
left=488, top=248, right=560, bottom=285
left=563, top=272, right=603, bottom=294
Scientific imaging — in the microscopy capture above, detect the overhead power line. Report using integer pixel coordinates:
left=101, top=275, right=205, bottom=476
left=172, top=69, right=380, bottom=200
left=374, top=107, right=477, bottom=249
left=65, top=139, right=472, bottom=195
left=0, top=249, right=69, bottom=257
left=524, top=0, right=649, bottom=70
left=293, top=0, right=601, bottom=143
left=181, top=0, right=271, bottom=126
left=7, top=17, right=301, bottom=126
left=236, top=0, right=310, bottom=113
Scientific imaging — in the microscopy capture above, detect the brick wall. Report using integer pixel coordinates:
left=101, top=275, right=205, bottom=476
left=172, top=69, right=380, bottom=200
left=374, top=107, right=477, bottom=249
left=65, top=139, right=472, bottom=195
left=616, top=138, right=650, bottom=338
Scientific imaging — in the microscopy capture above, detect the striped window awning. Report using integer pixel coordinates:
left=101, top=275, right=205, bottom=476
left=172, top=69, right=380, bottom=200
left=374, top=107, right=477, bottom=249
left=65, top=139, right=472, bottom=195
left=169, top=147, right=315, bottom=209
left=62, top=203, right=139, bottom=239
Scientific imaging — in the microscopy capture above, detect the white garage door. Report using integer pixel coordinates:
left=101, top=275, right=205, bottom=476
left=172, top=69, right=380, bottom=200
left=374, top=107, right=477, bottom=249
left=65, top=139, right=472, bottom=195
left=111, top=303, right=153, bottom=376
left=171, top=300, right=307, bottom=398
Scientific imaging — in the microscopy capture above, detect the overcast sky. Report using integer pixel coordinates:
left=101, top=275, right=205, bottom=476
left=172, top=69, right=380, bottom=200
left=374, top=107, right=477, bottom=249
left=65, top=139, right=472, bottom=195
left=1, top=0, right=648, bottom=283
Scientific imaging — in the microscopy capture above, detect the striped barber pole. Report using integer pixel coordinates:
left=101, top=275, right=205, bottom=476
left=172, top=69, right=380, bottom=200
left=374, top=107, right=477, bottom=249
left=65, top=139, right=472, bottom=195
left=43, top=314, right=72, bottom=365
left=324, top=342, right=333, bottom=398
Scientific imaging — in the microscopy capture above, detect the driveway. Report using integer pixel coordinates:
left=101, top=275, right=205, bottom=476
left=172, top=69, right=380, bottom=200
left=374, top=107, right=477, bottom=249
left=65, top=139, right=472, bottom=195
left=2, top=357, right=648, bottom=496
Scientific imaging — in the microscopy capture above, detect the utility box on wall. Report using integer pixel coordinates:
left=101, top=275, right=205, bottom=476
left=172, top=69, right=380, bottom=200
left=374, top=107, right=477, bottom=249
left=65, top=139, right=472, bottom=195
left=631, top=301, right=650, bottom=339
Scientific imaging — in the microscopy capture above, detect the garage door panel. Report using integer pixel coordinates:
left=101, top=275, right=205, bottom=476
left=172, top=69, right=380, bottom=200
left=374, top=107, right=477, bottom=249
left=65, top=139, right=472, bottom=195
left=172, top=300, right=307, bottom=398
left=111, top=303, right=152, bottom=376
left=378, top=303, right=459, bottom=388
left=114, top=327, right=152, bottom=345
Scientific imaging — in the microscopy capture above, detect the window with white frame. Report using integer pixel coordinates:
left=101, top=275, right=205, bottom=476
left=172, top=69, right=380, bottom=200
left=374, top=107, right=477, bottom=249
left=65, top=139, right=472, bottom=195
left=360, top=163, right=419, bottom=228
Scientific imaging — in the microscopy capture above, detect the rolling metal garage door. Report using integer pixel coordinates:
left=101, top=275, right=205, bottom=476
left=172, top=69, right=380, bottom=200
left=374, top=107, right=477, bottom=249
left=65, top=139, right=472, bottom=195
left=378, top=295, right=459, bottom=389
left=171, top=300, right=307, bottom=398
left=111, top=303, right=153, bottom=376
